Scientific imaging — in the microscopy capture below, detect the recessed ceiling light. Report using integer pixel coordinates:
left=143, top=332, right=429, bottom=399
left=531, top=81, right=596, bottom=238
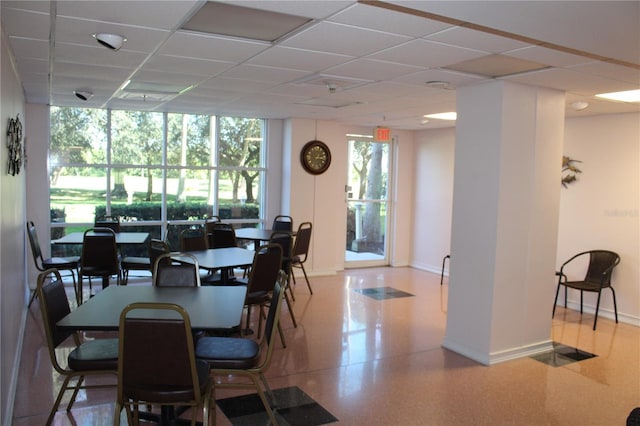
left=73, top=90, right=93, bottom=101
left=426, top=81, right=451, bottom=89
left=93, top=33, right=126, bottom=51
left=595, top=89, right=640, bottom=103
left=424, top=112, right=457, bottom=120
left=570, top=101, right=589, bottom=111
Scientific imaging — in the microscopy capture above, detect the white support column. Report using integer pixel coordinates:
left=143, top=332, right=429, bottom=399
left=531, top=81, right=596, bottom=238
left=443, top=80, right=565, bottom=365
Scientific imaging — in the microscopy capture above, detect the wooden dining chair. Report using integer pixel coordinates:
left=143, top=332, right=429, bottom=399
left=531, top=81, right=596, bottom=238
left=270, top=231, right=297, bottom=328
left=78, top=227, right=121, bottom=304
left=115, top=302, right=214, bottom=426
left=195, top=278, right=285, bottom=425
left=26, top=220, right=80, bottom=307
left=152, top=252, right=201, bottom=287
left=291, top=222, right=313, bottom=295
left=272, top=214, right=293, bottom=231
left=37, top=268, right=118, bottom=425
left=180, top=227, right=208, bottom=251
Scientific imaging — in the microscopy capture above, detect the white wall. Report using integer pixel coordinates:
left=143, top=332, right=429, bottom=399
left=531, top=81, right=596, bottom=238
left=411, top=128, right=455, bottom=273
left=1, top=25, right=27, bottom=426
left=558, top=113, right=640, bottom=325
left=412, top=112, right=640, bottom=326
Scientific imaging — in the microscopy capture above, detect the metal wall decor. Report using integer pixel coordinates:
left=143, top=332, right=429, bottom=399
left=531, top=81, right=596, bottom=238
left=561, top=155, right=582, bottom=188
left=7, top=114, right=23, bottom=175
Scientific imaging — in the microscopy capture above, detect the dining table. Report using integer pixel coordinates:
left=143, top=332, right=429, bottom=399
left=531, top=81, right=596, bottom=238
left=57, top=285, right=247, bottom=332
left=235, top=227, right=294, bottom=251
left=52, top=231, right=150, bottom=245
left=183, top=246, right=256, bottom=284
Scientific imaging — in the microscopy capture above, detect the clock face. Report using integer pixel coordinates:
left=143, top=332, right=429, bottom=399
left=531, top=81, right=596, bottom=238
left=301, top=140, right=331, bottom=175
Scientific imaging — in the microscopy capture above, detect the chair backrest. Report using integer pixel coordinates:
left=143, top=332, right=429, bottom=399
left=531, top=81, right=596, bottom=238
left=26, top=221, right=45, bottom=268
left=117, top=302, right=203, bottom=404
left=585, top=250, right=620, bottom=285
left=95, top=215, right=120, bottom=233
left=180, top=227, right=208, bottom=251
left=148, top=239, right=170, bottom=270
left=37, top=269, right=75, bottom=372
left=292, top=222, right=312, bottom=261
left=247, top=244, right=282, bottom=294
left=270, top=231, right=292, bottom=274
left=209, top=223, right=237, bottom=248
left=81, top=228, right=119, bottom=270
left=272, top=215, right=293, bottom=231
left=153, top=253, right=201, bottom=287
left=260, top=277, right=286, bottom=368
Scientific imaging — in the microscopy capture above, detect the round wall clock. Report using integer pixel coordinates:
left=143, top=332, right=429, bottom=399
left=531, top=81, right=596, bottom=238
left=301, top=140, right=331, bottom=175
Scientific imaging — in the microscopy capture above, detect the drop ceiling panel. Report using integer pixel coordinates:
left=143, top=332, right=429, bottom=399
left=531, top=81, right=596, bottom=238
left=54, top=62, right=133, bottom=82
left=198, top=77, right=276, bottom=93
left=56, top=0, right=200, bottom=30
left=368, top=39, right=487, bottom=68
left=393, top=68, right=485, bottom=89
left=247, top=46, right=353, bottom=72
left=325, top=58, right=424, bottom=81
left=218, top=64, right=309, bottom=84
left=1, top=1, right=50, bottom=13
left=504, top=45, right=594, bottom=68
left=159, top=31, right=269, bottom=62
left=567, top=62, right=640, bottom=86
left=54, top=42, right=147, bottom=68
left=394, top=1, right=640, bottom=65
left=503, top=68, right=639, bottom=96
left=328, top=2, right=453, bottom=37
left=15, top=58, right=49, bottom=75
left=7, top=37, right=49, bottom=60
left=142, top=55, right=235, bottom=76
left=1, top=8, right=50, bottom=39
left=280, top=21, right=411, bottom=56
left=221, top=1, right=353, bottom=20
left=425, top=26, right=532, bottom=53
left=129, top=70, right=203, bottom=90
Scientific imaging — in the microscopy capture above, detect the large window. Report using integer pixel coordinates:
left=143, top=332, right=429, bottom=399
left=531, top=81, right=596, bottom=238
left=50, top=107, right=266, bottom=249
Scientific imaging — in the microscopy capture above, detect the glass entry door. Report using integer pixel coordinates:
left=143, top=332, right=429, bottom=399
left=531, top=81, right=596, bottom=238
left=345, top=137, right=391, bottom=267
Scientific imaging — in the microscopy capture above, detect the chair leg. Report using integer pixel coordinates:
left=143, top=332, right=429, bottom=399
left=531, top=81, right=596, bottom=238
left=593, top=290, right=602, bottom=330
left=277, top=322, right=286, bottom=348
left=47, top=375, right=74, bottom=425
left=65, top=375, right=85, bottom=411
left=552, top=284, right=562, bottom=318
left=249, top=375, right=278, bottom=425
left=440, top=254, right=450, bottom=285
left=284, top=290, right=297, bottom=328
left=27, top=289, right=38, bottom=308
left=298, top=263, right=313, bottom=295
left=580, top=290, right=584, bottom=314
left=610, top=287, right=618, bottom=323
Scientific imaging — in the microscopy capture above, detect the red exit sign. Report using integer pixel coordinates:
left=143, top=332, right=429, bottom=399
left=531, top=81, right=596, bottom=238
left=374, top=126, right=391, bottom=142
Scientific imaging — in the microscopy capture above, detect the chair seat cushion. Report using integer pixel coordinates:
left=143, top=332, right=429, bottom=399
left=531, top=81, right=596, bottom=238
left=563, top=280, right=607, bottom=291
left=121, top=256, right=151, bottom=269
left=80, top=266, right=120, bottom=276
left=196, top=336, right=260, bottom=369
left=124, top=359, right=210, bottom=403
left=246, top=291, right=270, bottom=305
left=68, top=338, right=118, bottom=371
left=43, top=256, right=80, bottom=269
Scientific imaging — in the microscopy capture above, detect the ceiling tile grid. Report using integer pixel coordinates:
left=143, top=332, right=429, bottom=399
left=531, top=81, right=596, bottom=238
left=1, top=0, right=638, bottom=129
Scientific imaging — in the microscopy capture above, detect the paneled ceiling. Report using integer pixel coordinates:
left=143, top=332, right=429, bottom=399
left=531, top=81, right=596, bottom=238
left=2, top=0, right=639, bottom=130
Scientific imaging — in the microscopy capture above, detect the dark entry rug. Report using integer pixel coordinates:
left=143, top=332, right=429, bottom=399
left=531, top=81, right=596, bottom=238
left=354, top=286, right=415, bottom=300
left=216, top=386, right=338, bottom=425
left=530, top=342, right=597, bottom=367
